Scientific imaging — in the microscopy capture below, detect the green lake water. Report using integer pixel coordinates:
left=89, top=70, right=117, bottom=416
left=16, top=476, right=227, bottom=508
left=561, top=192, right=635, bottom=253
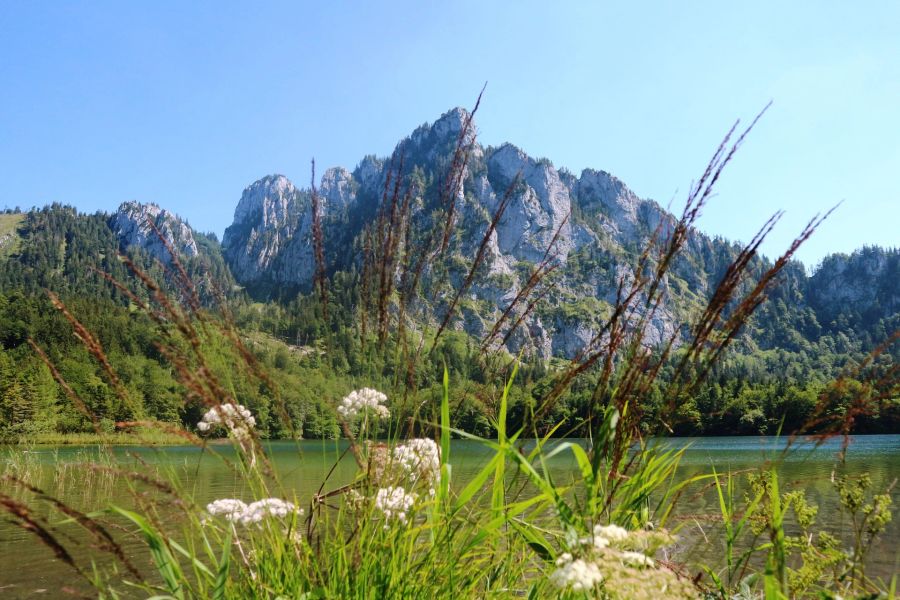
left=1, top=435, right=898, bottom=597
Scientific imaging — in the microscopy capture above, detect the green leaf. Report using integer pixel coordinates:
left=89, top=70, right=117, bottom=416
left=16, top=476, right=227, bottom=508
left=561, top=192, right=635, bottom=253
left=510, top=519, right=553, bottom=561
left=440, top=364, right=451, bottom=507
left=211, top=530, right=231, bottom=600
left=110, top=505, right=185, bottom=599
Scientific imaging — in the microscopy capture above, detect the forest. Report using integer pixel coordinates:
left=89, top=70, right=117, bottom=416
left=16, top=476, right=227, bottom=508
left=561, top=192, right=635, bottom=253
left=0, top=204, right=897, bottom=440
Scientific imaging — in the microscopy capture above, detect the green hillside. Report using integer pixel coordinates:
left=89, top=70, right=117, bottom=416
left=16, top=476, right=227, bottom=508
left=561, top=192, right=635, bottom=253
left=0, top=212, right=24, bottom=257
left=0, top=201, right=897, bottom=441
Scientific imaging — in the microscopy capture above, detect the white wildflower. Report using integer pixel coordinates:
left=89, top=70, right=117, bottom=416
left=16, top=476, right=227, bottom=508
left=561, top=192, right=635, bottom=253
left=337, top=388, right=389, bottom=420
left=577, top=532, right=611, bottom=550
left=198, top=403, right=256, bottom=439
left=621, top=550, right=654, bottom=568
left=550, top=554, right=604, bottom=591
left=205, top=497, right=301, bottom=526
left=393, top=438, right=440, bottom=494
left=238, top=498, right=300, bottom=526
left=594, top=523, right=629, bottom=544
left=205, top=498, right=248, bottom=522
left=373, top=486, right=416, bottom=526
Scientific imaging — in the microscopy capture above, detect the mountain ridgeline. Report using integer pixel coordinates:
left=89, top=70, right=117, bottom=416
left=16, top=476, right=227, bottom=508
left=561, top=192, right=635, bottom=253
left=221, top=108, right=897, bottom=361
left=0, top=108, right=897, bottom=438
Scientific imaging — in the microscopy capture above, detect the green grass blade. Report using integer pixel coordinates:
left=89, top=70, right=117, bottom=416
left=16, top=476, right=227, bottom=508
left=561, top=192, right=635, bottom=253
left=211, top=530, right=231, bottom=600
left=110, top=505, right=185, bottom=599
left=453, top=453, right=502, bottom=512
left=440, top=364, right=451, bottom=507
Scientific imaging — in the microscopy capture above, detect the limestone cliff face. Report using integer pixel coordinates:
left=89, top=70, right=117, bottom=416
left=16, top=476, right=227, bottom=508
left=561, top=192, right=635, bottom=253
left=574, top=169, right=643, bottom=241
left=484, top=143, right=578, bottom=263
left=220, top=167, right=366, bottom=292
left=111, top=201, right=198, bottom=261
left=808, top=247, right=900, bottom=319
left=222, top=175, right=313, bottom=287
left=216, top=108, right=736, bottom=358
left=319, top=167, right=357, bottom=212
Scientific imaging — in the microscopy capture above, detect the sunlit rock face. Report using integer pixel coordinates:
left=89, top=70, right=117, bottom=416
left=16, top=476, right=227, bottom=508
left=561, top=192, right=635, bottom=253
left=216, top=108, right=738, bottom=358
left=222, top=174, right=315, bottom=288
left=111, top=201, right=198, bottom=262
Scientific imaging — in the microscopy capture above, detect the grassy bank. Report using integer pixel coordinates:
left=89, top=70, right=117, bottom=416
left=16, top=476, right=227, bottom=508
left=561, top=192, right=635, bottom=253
left=6, top=428, right=190, bottom=446
left=4, top=374, right=894, bottom=599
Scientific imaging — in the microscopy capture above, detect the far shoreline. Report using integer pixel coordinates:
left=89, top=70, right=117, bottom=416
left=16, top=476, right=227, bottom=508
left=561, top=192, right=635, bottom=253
left=4, top=431, right=897, bottom=447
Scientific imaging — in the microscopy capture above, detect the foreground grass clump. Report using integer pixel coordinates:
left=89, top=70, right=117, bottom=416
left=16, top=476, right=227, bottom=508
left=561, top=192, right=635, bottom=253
left=90, top=379, right=700, bottom=599
left=11, top=377, right=887, bottom=599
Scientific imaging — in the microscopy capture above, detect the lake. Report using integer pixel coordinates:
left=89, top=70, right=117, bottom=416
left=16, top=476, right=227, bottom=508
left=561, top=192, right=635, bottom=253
left=1, top=435, right=898, bottom=597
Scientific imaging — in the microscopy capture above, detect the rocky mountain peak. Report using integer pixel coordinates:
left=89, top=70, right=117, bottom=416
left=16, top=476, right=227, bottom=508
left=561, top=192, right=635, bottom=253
left=809, top=247, right=900, bottom=313
left=231, top=174, right=299, bottom=228
left=574, top=168, right=643, bottom=240
left=222, top=174, right=315, bottom=287
left=431, top=106, right=471, bottom=139
left=319, top=167, right=356, bottom=211
left=485, top=143, right=579, bottom=263
left=577, top=169, right=639, bottom=211
left=111, top=200, right=198, bottom=261
left=407, top=107, right=478, bottom=163
left=353, top=156, right=384, bottom=189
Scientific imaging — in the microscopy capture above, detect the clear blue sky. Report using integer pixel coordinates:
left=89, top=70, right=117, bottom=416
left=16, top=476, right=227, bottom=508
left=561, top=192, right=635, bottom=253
left=1, top=1, right=897, bottom=267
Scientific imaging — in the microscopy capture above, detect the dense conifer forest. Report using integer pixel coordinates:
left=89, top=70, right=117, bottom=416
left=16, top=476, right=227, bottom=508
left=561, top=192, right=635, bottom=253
left=0, top=204, right=896, bottom=440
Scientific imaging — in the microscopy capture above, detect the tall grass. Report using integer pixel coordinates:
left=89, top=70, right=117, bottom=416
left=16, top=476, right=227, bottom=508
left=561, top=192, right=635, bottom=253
left=1, top=98, right=897, bottom=599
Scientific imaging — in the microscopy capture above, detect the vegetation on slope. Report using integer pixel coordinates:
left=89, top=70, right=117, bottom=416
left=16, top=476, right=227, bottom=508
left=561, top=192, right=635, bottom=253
left=0, top=106, right=896, bottom=600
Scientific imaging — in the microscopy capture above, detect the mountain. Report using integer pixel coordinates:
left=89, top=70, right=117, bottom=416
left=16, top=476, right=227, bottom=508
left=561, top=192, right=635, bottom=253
left=1, top=108, right=896, bottom=362
left=216, top=108, right=760, bottom=358
left=110, top=200, right=199, bottom=263
left=0, top=108, right=897, bottom=438
left=808, top=247, right=900, bottom=334
left=212, top=107, right=897, bottom=369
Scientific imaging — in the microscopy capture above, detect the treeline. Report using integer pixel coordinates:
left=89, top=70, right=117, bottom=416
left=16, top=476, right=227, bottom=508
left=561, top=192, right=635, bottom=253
left=1, top=286, right=897, bottom=440
left=0, top=205, right=897, bottom=439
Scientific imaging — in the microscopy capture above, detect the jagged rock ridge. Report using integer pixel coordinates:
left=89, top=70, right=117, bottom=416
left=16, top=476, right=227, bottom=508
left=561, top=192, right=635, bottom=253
left=6, top=107, right=898, bottom=366
left=217, top=108, right=696, bottom=358
left=111, top=201, right=199, bottom=262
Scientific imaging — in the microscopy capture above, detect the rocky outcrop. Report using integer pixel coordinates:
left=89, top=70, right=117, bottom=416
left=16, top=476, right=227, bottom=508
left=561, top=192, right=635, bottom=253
left=111, top=201, right=198, bottom=262
left=217, top=107, right=732, bottom=358
left=221, top=175, right=313, bottom=287
left=485, top=144, right=578, bottom=263
left=807, top=247, right=900, bottom=321
left=221, top=168, right=367, bottom=290
left=574, top=169, right=642, bottom=240
left=408, top=107, right=476, bottom=163
left=319, top=167, right=356, bottom=212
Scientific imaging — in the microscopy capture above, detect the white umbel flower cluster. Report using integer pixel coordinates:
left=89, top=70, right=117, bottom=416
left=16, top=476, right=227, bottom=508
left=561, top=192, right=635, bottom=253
left=549, top=553, right=604, bottom=591
left=551, top=523, right=669, bottom=593
left=197, top=403, right=256, bottom=439
left=393, top=438, right=440, bottom=495
left=621, top=550, right=655, bottom=568
left=337, top=388, right=389, bottom=420
left=373, top=486, right=416, bottom=527
left=238, top=498, right=298, bottom=525
left=205, top=497, right=301, bottom=526
left=206, top=498, right=248, bottom=521
left=594, top=523, right=629, bottom=543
